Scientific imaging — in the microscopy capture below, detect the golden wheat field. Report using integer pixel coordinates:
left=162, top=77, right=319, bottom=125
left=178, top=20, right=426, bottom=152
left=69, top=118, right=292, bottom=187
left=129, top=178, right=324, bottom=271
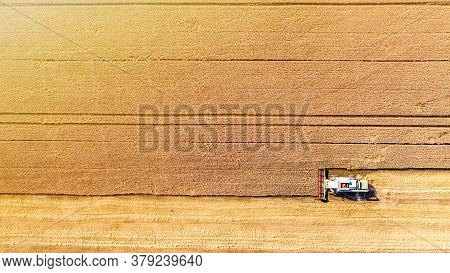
left=0, top=0, right=449, bottom=252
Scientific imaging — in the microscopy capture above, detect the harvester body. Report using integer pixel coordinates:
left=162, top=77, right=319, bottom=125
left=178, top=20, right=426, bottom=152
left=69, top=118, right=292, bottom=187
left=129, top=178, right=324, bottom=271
left=326, top=176, right=369, bottom=193
left=318, top=169, right=370, bottom=202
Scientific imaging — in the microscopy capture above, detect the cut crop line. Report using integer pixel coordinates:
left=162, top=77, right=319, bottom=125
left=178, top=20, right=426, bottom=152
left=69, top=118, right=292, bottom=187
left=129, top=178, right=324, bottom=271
left=0, top=192, right=318, bottom=198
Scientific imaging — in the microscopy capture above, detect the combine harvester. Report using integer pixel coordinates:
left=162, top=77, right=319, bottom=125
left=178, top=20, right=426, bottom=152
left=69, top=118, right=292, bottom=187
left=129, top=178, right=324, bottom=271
left=318, top=169, right=370, bottom=202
